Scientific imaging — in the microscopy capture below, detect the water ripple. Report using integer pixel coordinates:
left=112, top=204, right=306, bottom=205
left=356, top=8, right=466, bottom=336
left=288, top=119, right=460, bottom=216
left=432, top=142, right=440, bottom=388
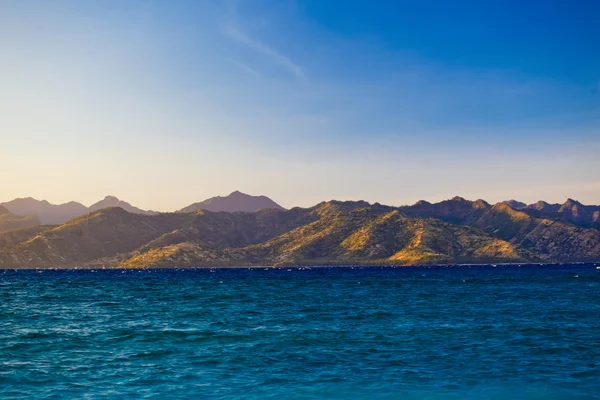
left=1, top=264, right=600, bottom=399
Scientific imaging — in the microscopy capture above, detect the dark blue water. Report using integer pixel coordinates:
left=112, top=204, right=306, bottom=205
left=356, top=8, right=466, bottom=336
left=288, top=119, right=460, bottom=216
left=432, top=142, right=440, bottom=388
left=1, top=265, right=600, bottom=399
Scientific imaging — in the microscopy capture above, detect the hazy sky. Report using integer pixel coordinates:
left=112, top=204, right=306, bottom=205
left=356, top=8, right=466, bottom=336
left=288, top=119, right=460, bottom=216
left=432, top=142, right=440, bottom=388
left=1, top=0, right=599, bottom=211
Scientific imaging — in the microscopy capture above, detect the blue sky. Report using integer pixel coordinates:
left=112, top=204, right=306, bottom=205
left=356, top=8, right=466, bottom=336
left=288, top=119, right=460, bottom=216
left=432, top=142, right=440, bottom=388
left=1, top=0, right=599, bottom=210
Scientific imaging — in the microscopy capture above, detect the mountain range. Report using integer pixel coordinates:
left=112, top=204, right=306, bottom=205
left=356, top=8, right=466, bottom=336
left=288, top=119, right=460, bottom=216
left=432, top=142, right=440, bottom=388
left=0, top=194, right=598, bottom=269
left=0, top=191, right=284, bottom=224
left=1, top=198, right=88, bottom=225
left=522, top=199, right=599, bottom=229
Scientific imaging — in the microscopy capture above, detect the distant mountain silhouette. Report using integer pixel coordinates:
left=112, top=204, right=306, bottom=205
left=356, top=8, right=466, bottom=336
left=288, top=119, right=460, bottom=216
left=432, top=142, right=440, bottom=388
left=2, top=196, right=156, bottom=224
left=1, top=197, right=87, bottom=224
left=179, top=191, right=285, bottom=213
left=89, top=196, right=157, bottom=215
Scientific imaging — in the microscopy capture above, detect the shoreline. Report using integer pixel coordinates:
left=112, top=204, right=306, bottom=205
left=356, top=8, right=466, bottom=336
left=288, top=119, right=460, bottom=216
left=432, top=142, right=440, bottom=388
left=2, top=261, right=598, bottom=271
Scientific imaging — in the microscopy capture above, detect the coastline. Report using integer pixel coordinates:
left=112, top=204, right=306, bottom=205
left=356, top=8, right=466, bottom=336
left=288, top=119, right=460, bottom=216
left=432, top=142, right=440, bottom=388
left=2, top=261, right=598, bottom=271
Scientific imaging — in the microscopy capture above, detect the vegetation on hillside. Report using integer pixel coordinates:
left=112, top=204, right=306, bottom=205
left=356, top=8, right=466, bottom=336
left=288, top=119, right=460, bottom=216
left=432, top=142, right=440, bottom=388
left=1, top=198, right=598, bottom=269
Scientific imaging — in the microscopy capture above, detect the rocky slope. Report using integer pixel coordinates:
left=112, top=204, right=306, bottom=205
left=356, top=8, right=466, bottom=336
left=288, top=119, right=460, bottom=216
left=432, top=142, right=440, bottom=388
left=555, top=199, right=600, bottom=229
left=401, top=198, right=600, bottom=261
left=0, top=208, right=192, bottom=268
left=501, top=199, right=600, bottom=229
left=238, top=202, right=530, bottom=266
left=118, top=202, right=529, bottom=269
left=475, top=203, right=600, bottom=260
left=0, top=225, right=57, bottom=247
left=0, top=206, right=41, bottom=233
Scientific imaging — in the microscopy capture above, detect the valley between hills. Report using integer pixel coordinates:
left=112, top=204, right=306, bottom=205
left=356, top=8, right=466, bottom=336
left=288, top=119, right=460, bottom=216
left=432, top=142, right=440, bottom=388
left=0, top=191, right=599, bottom=269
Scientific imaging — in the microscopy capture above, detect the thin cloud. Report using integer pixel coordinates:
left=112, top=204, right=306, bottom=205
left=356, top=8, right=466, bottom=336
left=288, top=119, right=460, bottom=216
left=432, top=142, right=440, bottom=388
left=222, top=22, right=305, bottom=79
left=231, top=59, right=262, bottom=78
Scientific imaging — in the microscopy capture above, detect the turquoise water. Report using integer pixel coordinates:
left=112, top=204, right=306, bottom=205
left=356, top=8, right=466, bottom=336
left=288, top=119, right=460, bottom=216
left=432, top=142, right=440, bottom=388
left=1, top=265, right=600, bottom=399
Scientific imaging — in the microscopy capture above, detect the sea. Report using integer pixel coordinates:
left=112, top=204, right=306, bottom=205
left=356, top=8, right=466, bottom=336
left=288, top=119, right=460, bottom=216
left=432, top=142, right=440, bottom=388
left=1, top=264, right=599, bottom=399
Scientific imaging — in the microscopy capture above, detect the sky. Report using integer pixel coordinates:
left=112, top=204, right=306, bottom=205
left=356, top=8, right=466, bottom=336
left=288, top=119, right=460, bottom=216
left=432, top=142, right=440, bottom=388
left=1, top=0, right=599, bottom=211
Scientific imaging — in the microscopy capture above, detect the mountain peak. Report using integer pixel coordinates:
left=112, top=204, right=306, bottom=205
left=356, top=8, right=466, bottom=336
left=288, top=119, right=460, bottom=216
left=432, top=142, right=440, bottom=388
left=89, top=196, right=156, bottom=216
left=473, top=199, right=490, bottom=209
left=413, top=200, right=431, bottom=206
left=179, top=192, right=285, bottom=213
left=528, top=200, right=560, bottom=211
left=502, top=200, right=527, bottom=209
left=563, top=198, right=582, bottom=207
